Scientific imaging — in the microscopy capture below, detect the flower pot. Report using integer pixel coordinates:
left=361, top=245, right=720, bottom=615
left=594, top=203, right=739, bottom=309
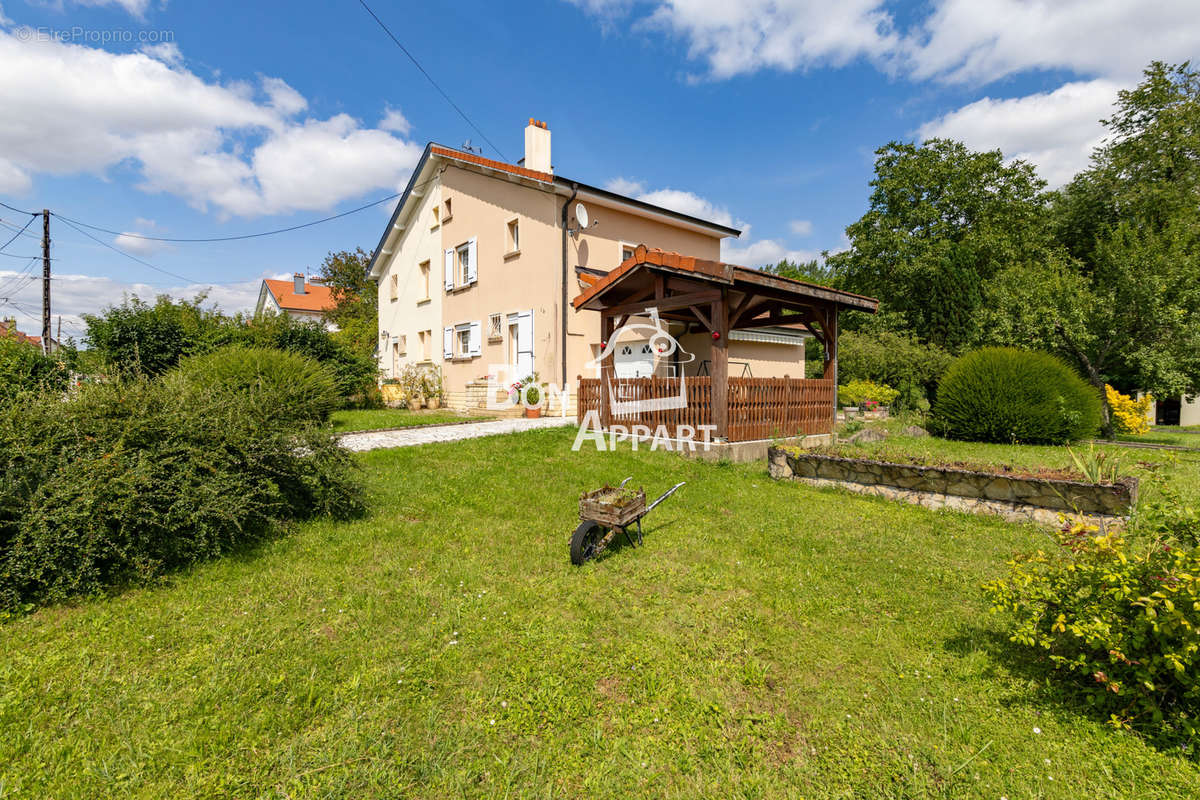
left=426, top=396, right=441, bottom=410
left=524, top=406, right=542, bottom=419
left=406, top=397, right=423, bottom=412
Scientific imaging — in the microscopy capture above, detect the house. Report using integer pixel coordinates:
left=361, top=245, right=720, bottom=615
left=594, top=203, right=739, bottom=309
left=368, top=119, right=813, bottom=413
left=1149, top=396, right=1200, bottom=427
left=255, top=274, right=336, bottom=328
left=0, top=318, right=56, bottom=352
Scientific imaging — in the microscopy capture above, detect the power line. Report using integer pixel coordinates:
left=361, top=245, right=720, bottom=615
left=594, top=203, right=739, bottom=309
left=0, top=200, right=37, bottom=216
left=0, top=214, right=36, bottom=253
left=53, top=189, right=404, bottom=243
left=355, top=0, right=507, bottom=161
left=0, top=217, right=43, bottom=243
left=55, top=216, right=203, bottom=285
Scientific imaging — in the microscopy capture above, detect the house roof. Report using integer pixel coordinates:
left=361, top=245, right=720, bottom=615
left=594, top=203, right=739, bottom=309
left=367, top=142, right=744, bottom=279
left=262, top=279, right=334, bottom=313
left=572, top=245, right=879, bottom=314
left=0, top=319, right=42, bottom=347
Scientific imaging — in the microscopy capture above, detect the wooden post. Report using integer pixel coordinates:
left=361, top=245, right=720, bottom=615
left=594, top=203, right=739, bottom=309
left=711, top=291, right=729, bottom=441
left=601, top=314, right=615, bottom=430
left=822, top=307, right=839, bottom=425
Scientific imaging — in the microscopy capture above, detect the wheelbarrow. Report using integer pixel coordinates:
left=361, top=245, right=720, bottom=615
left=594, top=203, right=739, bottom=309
left=570, top=477, right=685, bottom=565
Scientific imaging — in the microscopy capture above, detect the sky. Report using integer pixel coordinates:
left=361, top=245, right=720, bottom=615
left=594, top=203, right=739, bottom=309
left=0, top=0, right=1196, bottom=342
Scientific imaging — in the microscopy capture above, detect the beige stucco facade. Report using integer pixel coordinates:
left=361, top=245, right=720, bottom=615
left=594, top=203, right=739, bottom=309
left=371, top=129, right=809, bottom=414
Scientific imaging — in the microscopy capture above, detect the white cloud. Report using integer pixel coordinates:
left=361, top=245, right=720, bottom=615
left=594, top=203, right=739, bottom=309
left=113, top=232, right=168, bottom=256
left=70, top=0, right=155, bottom=18
left=906, top=0, right=1200, bottom=86
left=0, top=32, right=421, bottom=217
left=604, top=176, right=737, bottom=228
left=570, top=1, right=1200, bottom=87
left=788, top=219, right=813, bottom=236
left=918, top=79, right=1119, bottom=187
left=0, top=4, right=12, bottom=27
left=0, top=269, right=265, bottom=344
left=649, top=0, right=898, bottom=80
left=604, top=176, right=645, bottom=196
left=379, top=107, right=411, bottom=135
left=140, top=41, right=182, bottom=67
left=721, top=238, right=819, bottom=268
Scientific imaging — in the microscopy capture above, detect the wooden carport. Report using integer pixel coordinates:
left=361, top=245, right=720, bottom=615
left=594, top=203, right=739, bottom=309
left=573, top=245, right=879, bottom=442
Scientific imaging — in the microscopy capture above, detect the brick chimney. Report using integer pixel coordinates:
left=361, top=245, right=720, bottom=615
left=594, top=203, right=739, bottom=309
left=293, top=272, right=306, bottom=294
left=524, top=118, right=551, bottom=174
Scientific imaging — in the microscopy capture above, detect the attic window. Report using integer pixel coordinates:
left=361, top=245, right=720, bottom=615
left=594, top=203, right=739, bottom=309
left=443, top=197, right=453, bottom=222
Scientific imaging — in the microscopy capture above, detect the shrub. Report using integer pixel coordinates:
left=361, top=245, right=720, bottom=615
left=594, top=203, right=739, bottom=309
left=837, top=330, right=953, bottom=410
left=930, top=347, right=1102, bottom=444
left=985, top=517, right=1200, bottom=739
left=838, top=379, right=900, bottom=408
left=167, top=346, right=339, bottom=425
left=83, top=294, right=232, bottom=378
left=1106, top=385, right=1153, bottom=435
left=0, top=335, right=73, bottom=404
left=0, top=378, right=363, bottom=612
left=239, top=313, right=378, bottom=405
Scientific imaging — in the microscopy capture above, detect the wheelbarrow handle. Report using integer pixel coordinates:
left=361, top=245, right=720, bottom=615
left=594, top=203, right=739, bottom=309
left=618, top=476, right=633, bottom=488
left=645, top=482, right=685, bottom=514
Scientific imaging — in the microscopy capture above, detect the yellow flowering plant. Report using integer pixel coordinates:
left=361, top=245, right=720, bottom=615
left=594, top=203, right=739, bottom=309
left=1105, top=384, right=1152, bottom=435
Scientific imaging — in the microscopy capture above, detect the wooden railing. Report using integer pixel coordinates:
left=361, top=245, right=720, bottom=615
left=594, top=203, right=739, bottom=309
left=576, top=376, right=834, bottom=442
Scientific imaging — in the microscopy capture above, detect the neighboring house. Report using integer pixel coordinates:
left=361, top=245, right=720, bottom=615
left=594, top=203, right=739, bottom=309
left=256, top=274, right=336, bottom=329
left=0, top=318, right=55, bottom=352
left=1149, top=396, right=1200, bottom=427
left=368, top=119, right=809, bottom=412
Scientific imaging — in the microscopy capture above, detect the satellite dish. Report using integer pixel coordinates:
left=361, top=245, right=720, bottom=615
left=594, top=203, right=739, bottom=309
left=575, top=202, right=589, bottom=229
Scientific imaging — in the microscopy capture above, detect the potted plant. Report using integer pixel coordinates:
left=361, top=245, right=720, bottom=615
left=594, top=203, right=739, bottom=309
left=422, top=366, right=444, bottom=410
left=510, top=372, right=544, bottom=418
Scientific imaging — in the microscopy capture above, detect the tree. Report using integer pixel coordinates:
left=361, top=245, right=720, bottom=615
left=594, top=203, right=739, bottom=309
left=830, top=139, right=1055, bottom=351
left=316, top=248, right=377, bottom=358
left=84, top=294, right=232, bottom=377
left=762, top=257, right=843, bottom=288
left=980, top=62, right=1200, bottom=437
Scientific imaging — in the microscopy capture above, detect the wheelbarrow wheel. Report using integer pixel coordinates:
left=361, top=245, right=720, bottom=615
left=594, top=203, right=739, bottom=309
left=570, top=520, right=605, bottom=565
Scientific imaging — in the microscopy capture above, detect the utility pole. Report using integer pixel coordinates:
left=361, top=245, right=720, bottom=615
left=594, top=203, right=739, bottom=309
left=41, top=209, right=50, bottom=355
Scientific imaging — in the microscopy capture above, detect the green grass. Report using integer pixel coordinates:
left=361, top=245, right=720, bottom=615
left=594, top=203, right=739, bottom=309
left=4, top=427, right=1200, bottom=797
left=1117, top=427, right=1200, bottom=449
left=330, top=407, right=492, bottom=433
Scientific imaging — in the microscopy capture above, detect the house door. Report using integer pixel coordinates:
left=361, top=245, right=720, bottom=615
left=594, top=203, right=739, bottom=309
left=508, top=310, right=534, bottom=380
left=615, top=340, right=655, bottom=378
left=1157, top=398, right=1181, bottom=426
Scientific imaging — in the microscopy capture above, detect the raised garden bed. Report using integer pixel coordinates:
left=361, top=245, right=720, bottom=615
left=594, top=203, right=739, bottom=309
left=768, top=446, right=1137, bottom=525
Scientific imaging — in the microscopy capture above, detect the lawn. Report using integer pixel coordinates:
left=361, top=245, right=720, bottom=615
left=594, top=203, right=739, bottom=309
left=1117, top=427, right=1200, bottom=449
left=3, top=427, right=1200, bottom=798
left=330, top=407, right=493, bottom=433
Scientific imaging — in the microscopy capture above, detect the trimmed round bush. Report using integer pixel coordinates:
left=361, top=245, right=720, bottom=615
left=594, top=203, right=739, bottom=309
left=930, top=347, right=1101, bottom=444
left=167, top=345, right=339, bottom=424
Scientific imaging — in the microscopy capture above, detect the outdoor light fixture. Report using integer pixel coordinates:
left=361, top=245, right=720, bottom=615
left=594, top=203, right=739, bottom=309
left=711, top=331, right=721, bottom=340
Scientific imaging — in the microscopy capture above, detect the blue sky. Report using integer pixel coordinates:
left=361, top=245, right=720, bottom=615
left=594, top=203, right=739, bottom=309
left=0, top=0, right=1196, bottom=340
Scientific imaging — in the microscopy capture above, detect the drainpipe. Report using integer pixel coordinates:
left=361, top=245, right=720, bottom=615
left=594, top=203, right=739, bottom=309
left=560, top=182, right=578, bottom=389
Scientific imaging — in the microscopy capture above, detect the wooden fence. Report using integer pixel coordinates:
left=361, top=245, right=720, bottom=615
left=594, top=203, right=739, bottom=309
left=576, top=376, right=834, bottom=441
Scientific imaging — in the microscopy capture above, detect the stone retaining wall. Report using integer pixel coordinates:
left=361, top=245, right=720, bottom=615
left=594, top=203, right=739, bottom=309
left=767, top=447, right=1137, bottom=525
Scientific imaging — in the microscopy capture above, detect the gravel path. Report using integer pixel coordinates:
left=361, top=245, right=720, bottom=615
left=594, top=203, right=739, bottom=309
left=338, top=416, right=573, bottom=452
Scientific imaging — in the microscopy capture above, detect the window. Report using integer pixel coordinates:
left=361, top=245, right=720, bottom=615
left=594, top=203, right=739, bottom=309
left=506, top=218, right=520, bottom=254
left=419, top=330, right=431, bottom=361
left=397, top=334, right=406, bottom=355
left=443, top=197, right=453, bottom=221
left=431, top=205, right=440, bottom=229
left=457, top=242, right=471, bottom=286
left=446, top=321, right=481, bottom=359
left=488, top=313, right=502, bottom=341
left=389, top=273, right=398, bottom=301
left=621, top=243, right=636, bottom=263
left=418, top=260, right=430, bottom=301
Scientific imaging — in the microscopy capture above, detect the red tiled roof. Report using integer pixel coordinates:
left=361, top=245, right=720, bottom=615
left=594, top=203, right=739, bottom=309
left=430, top=145, right=554, bottom=184
left=0, top=319, right=42, bottom=347
left=263, top=279, right=335, bottom=313
left=571, top=244, right=879, bottom=312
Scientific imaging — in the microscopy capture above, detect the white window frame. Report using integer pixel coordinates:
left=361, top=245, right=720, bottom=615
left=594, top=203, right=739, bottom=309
left=505, top=217, right=520, bottom=256
left=488, top=312, right=503, bottom=341
left=457, top=242, right=470, bottom=286
left=619, top=241, right=637, bottom=264
left=455, top=325, right=471, bottom=358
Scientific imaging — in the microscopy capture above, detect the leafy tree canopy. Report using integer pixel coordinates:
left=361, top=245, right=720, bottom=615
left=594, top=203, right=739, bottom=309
left=315, top=248, right=377, bottom=358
